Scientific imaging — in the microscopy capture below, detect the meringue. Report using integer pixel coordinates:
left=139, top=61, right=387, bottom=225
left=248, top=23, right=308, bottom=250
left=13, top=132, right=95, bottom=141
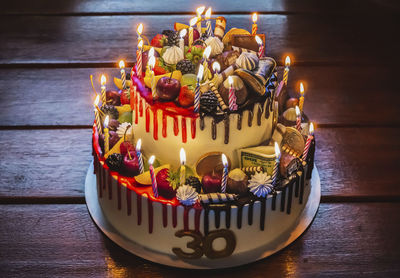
left=248, top=172, right=274, bottom=198
left=236, top=52, right=259, bottom=71
left=176, top=184, right=198, bottom=206
left=205, top=36, right=224, bottom=57
left=162, top=46, right=184, bottom=65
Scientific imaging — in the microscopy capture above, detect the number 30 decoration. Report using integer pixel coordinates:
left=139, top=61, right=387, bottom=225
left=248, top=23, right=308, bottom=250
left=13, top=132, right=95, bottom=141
left=172, top=229, right=236, bottom=259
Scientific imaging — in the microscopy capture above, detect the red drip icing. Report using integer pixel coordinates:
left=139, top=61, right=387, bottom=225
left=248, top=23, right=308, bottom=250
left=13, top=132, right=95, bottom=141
left=162, top=111, right=167, bottom=138
left=162, top=204, right=168, bottom=228
left=181, top=117, right=187, bottom=143
left=153, top=109, right=158, bottom=140
left=191, top=118, right=196, bottom=139
left=135, top=93, right=139, bottom=124
left=97, top=160, right=102, bottom=198
left=126, top=188, right=132, bottom=216
left=145, top=106, right=150, bottom=133
left=117, top=178, right=122, bottom=210
left=173, top=116, right=179, bottom=136
left=194, top=207, right=202, bottom=232
left=183, top=207, right=190, bottom=231
left=139, top=98, right=143, bottom=117
left=107, top=171, right=112, bottom=200
left=172, top=205, right=178, bottom=228
left=147, top=197, right=154, bottom=233
left=137, top=194, right=142, bottom=225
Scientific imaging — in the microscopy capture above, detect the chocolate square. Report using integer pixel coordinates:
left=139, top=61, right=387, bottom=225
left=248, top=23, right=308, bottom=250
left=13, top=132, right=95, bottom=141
left=231, top=34, right=266, bottom=52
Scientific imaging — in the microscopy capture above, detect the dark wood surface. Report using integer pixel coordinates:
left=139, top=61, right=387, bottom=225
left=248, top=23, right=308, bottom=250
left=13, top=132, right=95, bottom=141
left=1, top=0, right=399, bottom=276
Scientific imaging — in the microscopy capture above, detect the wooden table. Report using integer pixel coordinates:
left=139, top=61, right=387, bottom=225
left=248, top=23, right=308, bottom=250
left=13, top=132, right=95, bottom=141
left=1, top=1, right=400, bottom=276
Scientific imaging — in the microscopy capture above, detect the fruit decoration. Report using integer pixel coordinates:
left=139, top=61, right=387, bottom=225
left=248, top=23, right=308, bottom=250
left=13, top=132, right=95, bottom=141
left=201, top=173, right=222, bottom=193
left=176, top=185, right=199, bottom=206
left=185, top=176, right=202, bottom=193
left=162, top=46, right=184, bottom=65
left=151, top=34, right=167, bottom=48
left=142, top=50, right=160, bottom=72
left=101, top=104, right=119, bottom=120
left=106, top=90, right=121, bottom=106
left=178, top=85, right=195, bottom=107
left=118, top=111, right=132, bottom=124
left=135, top=164, right=169, bottom=186
left=183, top=28, right=200, bottom=45
left=176, top=59, right=195, bottom=75
left=166, top=32, right=180, bottom=47
left=248, top=172, right=274, bottom=198
left=236, top=52, right=259, bottom=71
left=227, top=168, right=249, bottom=195
left=156, top=168, right=178, bottom=199
left=105, top=153, right=123, bottom=171
left=204, top=36, right=224, bottom=57
left=152, top=57, right=170, bottom=75
left=156, top=76, right=181, bottom=101
left=122, top=151, right=140, bottom=177
left=120, top=89, right=130, bottom=105
left=162, top=30, right=175, bottom=37
left=185, top=45, right=205, bottom=64
left=144, top=70, right=182, bottom=89
left=200, top=91, right=218, bottom=114
left=107, top=119, right=120, bottom=132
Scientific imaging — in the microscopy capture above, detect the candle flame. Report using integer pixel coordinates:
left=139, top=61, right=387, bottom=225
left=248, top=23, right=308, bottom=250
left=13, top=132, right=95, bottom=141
left=221, top=153, right=228, bottom=167
left=180, top=148, right=186, bottom=165
left=136, top=138, right=142, bottom=152
left=149, top=47, right=155, bottom=58
left=196, top=6, right=205, bottom=15
left=309, top=123, right=314, bottom=134
left=285, top=56, right=291, bottom=67
left=228, top=76, right=233, bottom=86
left=94, top=95, right=100, bottom=106
left=205, top=7, right=212, bottom=19
left=148, top=155, right=155, bottom=165
left=203, top=46, right=211, bottom=59
left=179, top=28, right=187, bottom=38
left=138, top=39, right=143, bottom=49
left=197, top=64, right=204, bottom=81
left=119, top=60, right=125, bottom=69
left=274, top=142, right=281, bottom=158
left=300, top=82, right=305, bottom=95
left=104, top=115, right=109, bottom=128
left=137, top=23, right=143, bottom=35
left=255, top=35, right=262, bottom=46
left=101, top=74, right=106, bottom=85
left=190, top=17, right=198, bottom=27
left=212, top=61, right=220, bottom=73
left=295, top=105, right=300, bottom=116
left=252, top=13, right=258, bottom=23
left=148, top=56, right=156, bottom=69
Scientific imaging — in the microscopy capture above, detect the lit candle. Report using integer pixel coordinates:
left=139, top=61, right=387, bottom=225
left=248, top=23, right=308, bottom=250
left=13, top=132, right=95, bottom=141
left=189, top=17, right=197, bottom=47
left=283, top=56, right=290, bottom=85
left=136, top=139, right=144, bottom=173
left=104, top=115, right=110, bottom=153
left=119, top=60, right=126, bottom=89
left=196, top=6, right=205, bottom=34
left=94, top=95, right=103, bottom=135
left=179, top=29, right=187, bottom=54
left=136, top=39, right=143, bottom=78
left=228, top=76, right=238, bottom=111
left=295, top=106, right=302, bottom=131
left=179, top=148, right=186, bottom=186
left=221, top=154, right=228, bottom=193
left=148, top=155, right=158, bottom=197
left=212, top=61, right=220, bottom=76
left=137, top=23, right=143, bottom=42
left=272, top=142, right=281, bottom=185
left=205, top=7, right=213, bottom=37
left=148, top=50, right=157, bottom=98
left=252, top=13, right=258, bottom=35
left=203, top=46, right=211, bottom=81
left=100, top=74, right=107, bottom=105
left=299, top=82, right=305, bottom=112
left=255, top=35, right=264, bottom=58
left=302, top=123, right=314, bottom=161
left=194, top=64, right=204, bottom=113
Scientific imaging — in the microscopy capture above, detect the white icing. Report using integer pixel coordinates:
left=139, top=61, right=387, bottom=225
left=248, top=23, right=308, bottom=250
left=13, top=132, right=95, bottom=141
left=248, top=172, right=274, bottom=198
left=176, top=185, right=198, bottom=206
left=162, top=46, right=184, bottom=65
left=205, top=37, right=224, bottom=57
left=116, top=122, right=133, bottom=139
left=236, top=52, right=259, bottom=71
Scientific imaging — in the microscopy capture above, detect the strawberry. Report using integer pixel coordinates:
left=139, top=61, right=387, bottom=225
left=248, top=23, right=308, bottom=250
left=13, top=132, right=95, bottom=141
left=151, top=34, right=167, bottom=48
left=153, top=58, right=169, bottom=75
left=120, top=89, right=130, bottom=105
left=178, top=85, right=194, bottom=107
left=156, top=168, right=178, bottom=199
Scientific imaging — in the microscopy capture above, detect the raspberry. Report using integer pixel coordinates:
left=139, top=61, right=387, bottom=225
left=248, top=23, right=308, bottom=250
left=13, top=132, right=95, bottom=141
left=105, top=153, right=123, bottom=171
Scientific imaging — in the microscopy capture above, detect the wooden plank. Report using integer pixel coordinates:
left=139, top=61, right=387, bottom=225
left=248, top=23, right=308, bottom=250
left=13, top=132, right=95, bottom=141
left=0, top=127, right=399, bottom=199
left=2, top=0, right=400, bottom=14
left=0, top=66, right=397, bottom=127
left=0, top=14, right=398, bottom=65
left=0, top=203, right=399, bottom=277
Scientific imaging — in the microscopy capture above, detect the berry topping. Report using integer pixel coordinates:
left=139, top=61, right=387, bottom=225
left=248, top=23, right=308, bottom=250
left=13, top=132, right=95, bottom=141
left=162, top=30, right=175, bottom=37
left=185, top=176, right=202, bottom=193
left=120, top=90, right=130, bottom=105
left=105, top=153, right=123, bottom=171
left=176, top=59, right=195, bottom=75
left=101, top=105, right=119, bottom=120
left=106, top=90, right=121, bottom=106
left=156, top=168, right=177, bottom=199
left=166, top=32, right=179, bottom=47
left=200, top=91, right=218, bottom=114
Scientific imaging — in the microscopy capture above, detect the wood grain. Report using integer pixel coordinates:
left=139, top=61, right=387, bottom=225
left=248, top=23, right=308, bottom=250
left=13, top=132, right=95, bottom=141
left=2, top=0, right=400, bottom=14
left=1, top=66, right=398, bottom=127
left=0, top=14, right=398, bottom=65
left=0, top=203, right=399, bottom=277
left=0, top=127, right=399, bottom=199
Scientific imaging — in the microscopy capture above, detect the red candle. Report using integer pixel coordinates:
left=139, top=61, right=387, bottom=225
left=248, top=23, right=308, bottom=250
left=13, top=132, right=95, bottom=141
left=136, top=40, right=143, bottom=78
left=302, top=123, right=314, bottom=160
left=148, top=155, right=158, bottom=197
left=255, top=35, right=264, bottom=58
left=295, top=106, right=302, bottom=131
left=228, top=76, right=238, bottom=111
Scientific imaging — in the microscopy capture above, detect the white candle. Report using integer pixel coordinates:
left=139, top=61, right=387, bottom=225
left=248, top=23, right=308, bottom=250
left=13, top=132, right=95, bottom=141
left=221, top=154, right=228, bottom=193
left=148, top=155, right=158, bottom=197
left=100, top=74, right=106, bottom=106
left=205, top=7, right=213, bottom=37
left=196, top=6, right=205, bottom=35
left=136, top=139, right=144, bottom=173
left=180, top=148, right=186, bottom=186
left=255, top=35, right=264, bottom=58
left=179, top=29, right=187, bottom=54
left=104, top=116, right=110, bottom=153
left=283, top=56, right=290, bottom=85
left=148, top=52, right=156, bottom=98
left=119, top=60, right=126, bottom=89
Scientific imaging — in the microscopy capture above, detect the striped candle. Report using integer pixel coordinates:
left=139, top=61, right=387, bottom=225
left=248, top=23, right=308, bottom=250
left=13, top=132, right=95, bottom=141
left=205, top=8, right=213, bottom=37
left=136, top=40, right=143, bottom=78
left=221, top=154, right=228, bottom=193
left=119, top=60, right=126, bottom=89
left=179, top=148, right=186, bottom=186
left=148, top=55, right=157, bottom=98
left=283, top=56, right=290, bottom=85
left=299, top=82, right=305, bottom=112
left=252, top=13, right=258, bottom=35
left=295, top=106, right=302, bottom=131
left=272, top=142, right=281, bottom=185
left=93, top=95, right=103, bottom=135
left=228, top=76, right=238, bottom=111
left=255, top=35, right=264, bottom=58
left=196, top=6, right=205, bottom=35
left=194, top=65, right=204, bottom=113
left=100, top=74, right=106, bottom=105
left=136, top=139, right=144, bottom=173
left=302, top=123, right=314, bottom=161
left=104, top=116, right=110, bottom=154
left=148, top=155, right=158, bottom=197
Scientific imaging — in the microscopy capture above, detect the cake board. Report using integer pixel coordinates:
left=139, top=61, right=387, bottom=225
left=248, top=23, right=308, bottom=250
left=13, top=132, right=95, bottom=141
left=85, top=162, right=321, bottom=269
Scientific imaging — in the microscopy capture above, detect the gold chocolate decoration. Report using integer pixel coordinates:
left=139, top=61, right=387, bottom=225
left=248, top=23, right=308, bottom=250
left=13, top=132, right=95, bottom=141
left=195, top=152, right=231, bottom=177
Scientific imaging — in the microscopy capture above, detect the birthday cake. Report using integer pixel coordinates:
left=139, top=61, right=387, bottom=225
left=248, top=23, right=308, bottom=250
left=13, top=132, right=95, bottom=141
left=90, top=10, right=317, bottom=268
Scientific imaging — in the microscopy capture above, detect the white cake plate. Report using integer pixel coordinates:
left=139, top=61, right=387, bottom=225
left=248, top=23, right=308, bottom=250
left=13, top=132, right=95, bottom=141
left=85, top=162, right=321, bottom=269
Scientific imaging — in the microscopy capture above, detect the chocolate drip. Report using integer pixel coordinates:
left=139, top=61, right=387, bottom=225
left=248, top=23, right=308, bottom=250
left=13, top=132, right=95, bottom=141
left=214, top=207, right=221, bottom=229
left=225, top=203, right=231, bottom=229
left=237, top=112, right=242, bottom=130
left=299, top=171, right=305, bottom=204
left=260, top=198, right=267, bottom=231
left=236, top=204, right=243, bottom=229
left=271, top=192, right=277, bottom=210
left=126, top=189, right=132, bottom=216
left=204, top=207, right=210, bottom=235
left=248, top=200, right=254, bottom=225
left=248, top=110, right=253, bottom=127
left=287, top=182, right=294, bottom=214
left=257, top=105, right=263, bottom=126
left=280, top=187, right=286, bottom=212
left=211, top=119, right=217, bottom=140
left=200, top=116, right=205, bottom=130
left=306, top=139, right=316, bottom=179
left=265, top=98, right=271, bottom=119
left=223, top=114, right=229, bottom=144
left=107, top=171, right=112, bottom=200
left=295, top=175, right=300, bottom=197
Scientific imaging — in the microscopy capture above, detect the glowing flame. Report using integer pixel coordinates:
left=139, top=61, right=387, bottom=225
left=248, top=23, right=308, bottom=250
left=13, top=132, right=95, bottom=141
left=309, top=123, right=314, bottom=135
left=274, top=142, right=281, bottom=158
left=197, top=64, right=204, bottom=81
left=137, top=23, right=143, bottom=35
left=255, top=35, right=263, bottom=46
left=179, top=29, right=187, bottom=39
left=136, top=138, right=142, bottom=152
left=94, top=95, right=100, bottom=106
left=104, top=115, right=109, bottom=128
left=295, top=106, right=300, bottom=117
left=203, top=46, right=211, bottom=59
left=228, top=76, right=234, bottom=86
left=221, top=153, right=228, bottom=167
left=148, top=56, right=156, bottom=69
left=205, top=7, right=212, bottom=19
left=148, top=155, right=155, bottom=165
left=196, top=6, right=205, bottom=16
left=180, top=148, right=186, bottom=165
left=101, top=74, right=106, bottom=85
left=138, top=39, right=143, bottom=49
left=119, top=60, right=125, bottom=69
left=285, top=56, right=291, bottom=67
left=212, top=62, right=220, bottom=73
left=252, top=13, right=258, bottom=23
left=190, top=17, right=198, bottom=27
left=149, top=47, right=155, bottom=58
left=300, top=82, right=305, bottom=95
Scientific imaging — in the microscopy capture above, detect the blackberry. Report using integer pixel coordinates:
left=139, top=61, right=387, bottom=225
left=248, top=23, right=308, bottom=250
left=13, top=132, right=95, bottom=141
left=185, top=176, right=202, bottom=193
left=162, top=30, right=175, bottom=37
left=101, top=104, right=119, bottom=120
left=166, top=32, right=179, bottom=46
left=105, top=153, right=123, bottom=171
left=176, top=59, right=195, bottom=75
left=200, top=91, right=218, bottom=114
